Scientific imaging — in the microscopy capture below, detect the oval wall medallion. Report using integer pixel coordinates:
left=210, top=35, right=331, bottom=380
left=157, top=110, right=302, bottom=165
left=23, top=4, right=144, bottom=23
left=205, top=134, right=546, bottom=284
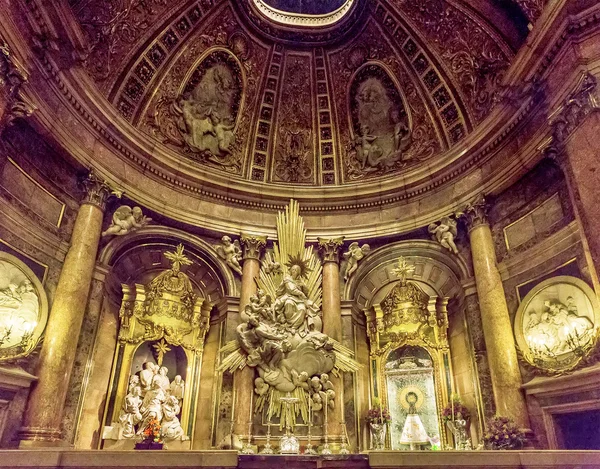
left=514, top=276, right=599, bottom=374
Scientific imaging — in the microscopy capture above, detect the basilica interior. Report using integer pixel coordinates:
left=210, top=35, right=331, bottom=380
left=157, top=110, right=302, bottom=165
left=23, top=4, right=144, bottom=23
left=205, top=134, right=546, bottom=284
left=1, top=0, right=600, bottom=467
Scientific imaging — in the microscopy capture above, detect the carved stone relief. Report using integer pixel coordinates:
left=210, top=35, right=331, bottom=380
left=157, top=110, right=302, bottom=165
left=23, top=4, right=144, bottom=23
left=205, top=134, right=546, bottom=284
left=143, top=9, right=266, bottom=175
left=72, top=0, right=186, bottom=87
left=272, top=55, right=314, bottom=183
left=347, top=64, right=411, bottom=176
left=329, top=21, right=441, bottom=182
left=389, top=0, right=512, bottom=123
left=173, top=51, right=242, bottom=165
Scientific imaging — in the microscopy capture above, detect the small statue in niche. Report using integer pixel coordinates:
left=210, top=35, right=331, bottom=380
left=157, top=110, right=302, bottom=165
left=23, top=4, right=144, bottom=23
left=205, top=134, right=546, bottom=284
left=119, top=385, right=143, bottom=439
left=428, top=217, right=459, bottom=254
left=169, top=375, right=185, bottom=406
left=102, top=206, right=152, bottom=237
left=161, top=395, right=185, bottom=440
left=215, top=236, right=243, bottom=276
left=343, top=242, right=371, bottom=281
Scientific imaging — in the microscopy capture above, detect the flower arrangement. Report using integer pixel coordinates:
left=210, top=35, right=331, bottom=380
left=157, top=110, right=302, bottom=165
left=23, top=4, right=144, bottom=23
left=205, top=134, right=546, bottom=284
left=366, top=399, right=391, bottom=425
left=483, top=415, right=526, bottom=450
left=141, top=418, right=162, bottom=443
left=442, top=395, right=471, bottom=422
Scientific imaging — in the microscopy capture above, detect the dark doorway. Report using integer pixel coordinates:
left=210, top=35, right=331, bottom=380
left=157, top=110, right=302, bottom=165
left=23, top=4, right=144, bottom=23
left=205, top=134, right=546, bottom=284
left=554, top=410, right=600, bottom=449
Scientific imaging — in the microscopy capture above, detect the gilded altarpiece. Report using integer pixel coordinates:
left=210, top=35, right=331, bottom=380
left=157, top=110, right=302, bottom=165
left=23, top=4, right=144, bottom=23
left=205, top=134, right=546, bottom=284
left=102, top=244, right=211, bottom=449
left=366, top=259, right=452, bottom=449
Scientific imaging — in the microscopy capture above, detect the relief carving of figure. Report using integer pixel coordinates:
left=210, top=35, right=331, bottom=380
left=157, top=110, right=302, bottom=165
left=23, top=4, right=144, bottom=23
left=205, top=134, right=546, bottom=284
left=428, top=217, right=459, bottom=254
left=102, top=206, right=152, bottom=237
left=525, top=297, right=594, bottom=354
left=354, top=77, right=411, bottom=172
left=343, top=242, right=370, bottom=281
left=174, top=64, right=237, bottom=161
left=0, top=277, right=39, bottom=348
left=215, top=236, right=243, bottom=276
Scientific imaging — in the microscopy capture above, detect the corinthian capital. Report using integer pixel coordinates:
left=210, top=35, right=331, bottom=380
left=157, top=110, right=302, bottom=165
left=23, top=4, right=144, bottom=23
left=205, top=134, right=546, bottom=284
left=81, top=170, right=120, bottom=211
left=317, top=237, right=345, bottom=264
left=463, top=195, right=489, bottom=231
left=240, top=233, right=267, bottom=261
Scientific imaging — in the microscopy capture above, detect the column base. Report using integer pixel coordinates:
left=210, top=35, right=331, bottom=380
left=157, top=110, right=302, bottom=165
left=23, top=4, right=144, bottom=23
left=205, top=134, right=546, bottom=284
left=18, top=426, right=68, bottom=448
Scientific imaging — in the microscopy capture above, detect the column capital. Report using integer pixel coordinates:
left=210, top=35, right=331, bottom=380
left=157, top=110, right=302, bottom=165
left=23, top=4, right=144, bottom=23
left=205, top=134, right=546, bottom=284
left=80, top=170, right=120, bottom=211
left=317, top=237, right=345, bottom=264
left=463, top=195, right=489, bottom=231
left=240, top=233, right=267, bottom=261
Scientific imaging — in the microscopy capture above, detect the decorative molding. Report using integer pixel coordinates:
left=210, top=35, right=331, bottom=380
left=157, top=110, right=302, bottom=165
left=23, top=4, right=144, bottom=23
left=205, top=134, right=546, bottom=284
left=240, top=233, right=267, bottom=261
left=0, top=39, right=35, bottom=131
left=317, top=236, right=344, bottom=264
left=549, top=72, right=600, bottom=145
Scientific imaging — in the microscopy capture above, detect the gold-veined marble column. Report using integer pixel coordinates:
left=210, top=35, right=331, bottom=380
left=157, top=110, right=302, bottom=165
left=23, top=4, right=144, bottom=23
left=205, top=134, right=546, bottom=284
left=232, top=234, right=266, bottom=440
left=318, top=236, right=345, bottom=439
left=20, top=172, right=114, bottom=446
left=464, top=197, right=530, bottom=429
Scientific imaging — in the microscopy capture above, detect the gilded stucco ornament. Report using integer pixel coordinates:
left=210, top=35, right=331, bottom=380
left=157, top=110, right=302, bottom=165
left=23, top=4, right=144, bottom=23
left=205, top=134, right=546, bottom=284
left=215, top=236, right=243, bottom=276
left=514, top=276, right=600, bottom=375
left=428, top=217, right=459, bottom=254
left=102, top=205, right=152, bottom=237
left=342, top=242, right=370, bottom=281
left=219, top=201, right=359, bottom=430
left=0, top=252, right=48, bottom=363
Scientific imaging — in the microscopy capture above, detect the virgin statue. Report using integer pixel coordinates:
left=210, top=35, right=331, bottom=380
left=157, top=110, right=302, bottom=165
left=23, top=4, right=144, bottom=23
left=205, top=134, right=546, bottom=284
left=273, top=262, right=321, bottom=337
left=399, top=391, right=429, bottom=450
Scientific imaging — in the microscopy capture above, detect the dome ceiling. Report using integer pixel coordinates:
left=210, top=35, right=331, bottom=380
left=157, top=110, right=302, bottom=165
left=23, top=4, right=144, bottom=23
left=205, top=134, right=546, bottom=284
left=67, top=0, right=531, bottom=191
left=261, top=0, right=348, bottom=15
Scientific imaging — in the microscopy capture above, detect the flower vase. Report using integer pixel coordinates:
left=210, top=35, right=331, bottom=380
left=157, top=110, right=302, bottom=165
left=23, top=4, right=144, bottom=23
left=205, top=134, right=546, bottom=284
left=370, top=422, right=386, bottom=450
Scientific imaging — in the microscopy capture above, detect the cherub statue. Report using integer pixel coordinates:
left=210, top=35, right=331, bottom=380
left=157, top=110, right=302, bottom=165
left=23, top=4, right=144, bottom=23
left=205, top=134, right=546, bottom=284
left=343, top=242, right=371, bottom=281
left=244, top=289, right=272, bottom=321
left=102, top=205, right=151, bottom=237
left=215, top=236, right=243, bottom=275
left=254, top=377, right=270, bottom=396
left=428, top=217, right=459, bottom=254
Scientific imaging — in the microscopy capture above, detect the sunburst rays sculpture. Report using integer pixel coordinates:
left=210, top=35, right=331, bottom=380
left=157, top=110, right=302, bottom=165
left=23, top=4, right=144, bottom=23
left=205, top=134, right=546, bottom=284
left=219, top=200, right=359, bottom=432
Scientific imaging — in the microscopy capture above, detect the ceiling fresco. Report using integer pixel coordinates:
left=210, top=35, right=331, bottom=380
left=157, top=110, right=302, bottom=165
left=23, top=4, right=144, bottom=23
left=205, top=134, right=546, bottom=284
left=67, top=0, right=535, bottom=188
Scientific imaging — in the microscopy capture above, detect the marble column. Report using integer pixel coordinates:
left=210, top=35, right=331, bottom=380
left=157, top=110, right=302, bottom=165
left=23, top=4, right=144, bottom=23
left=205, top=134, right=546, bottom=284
left=464, top=197, right=530, bottom=429
left=20, top=172, right=114, bottom=446
left=232, top=234, right=266, bottom=439
left=318, top=237, right=344, bottom=438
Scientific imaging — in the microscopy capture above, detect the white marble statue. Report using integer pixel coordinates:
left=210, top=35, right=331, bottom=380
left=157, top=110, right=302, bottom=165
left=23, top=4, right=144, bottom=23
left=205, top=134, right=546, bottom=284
left=139, top=361, right=157, bottom=394
left=102, top=205, right=152, bottom=237
left=128, top=375, right=140, bottom=394
left=155, top=366, right=170, bottom=391
left=342, top=242, right=371, bottom=281
left=0, top=277, right=39, bottom=348
left=428, top=217, right=459, bottom=254
left=138, top=379, right=167, bottom=433
left=215, top=236, right=243, bottom=275
left=161, top=395, right=185, bottom=440
left=119, top=386, right=143, bottom=438
left=170, top=375, right=185, bottom=405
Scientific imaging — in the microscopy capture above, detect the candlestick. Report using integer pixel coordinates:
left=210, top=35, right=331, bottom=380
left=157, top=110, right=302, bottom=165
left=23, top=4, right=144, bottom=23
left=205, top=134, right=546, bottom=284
left=305, top=392, right=317, bottom=454
left=321, top=392, right=332, bottom=455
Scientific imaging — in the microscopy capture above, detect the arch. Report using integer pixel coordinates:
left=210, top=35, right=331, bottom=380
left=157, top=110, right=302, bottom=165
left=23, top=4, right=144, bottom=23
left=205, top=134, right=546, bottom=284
left=99, top=225, right=237, bottom=301
left=345, top=240, right=471, bottom=311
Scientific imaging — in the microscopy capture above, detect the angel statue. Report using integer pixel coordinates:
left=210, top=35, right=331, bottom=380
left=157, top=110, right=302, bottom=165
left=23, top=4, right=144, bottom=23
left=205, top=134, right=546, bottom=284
left=215, top=236, right=243, bottom=275
left=102, top=205, right=152, bottom=237
left=343, top=242, right=371, bottom=281
left=428, top=217, right=459, bottom=254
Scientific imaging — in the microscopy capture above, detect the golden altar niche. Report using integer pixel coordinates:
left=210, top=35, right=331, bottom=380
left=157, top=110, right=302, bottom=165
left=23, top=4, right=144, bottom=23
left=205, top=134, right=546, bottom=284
left=365, top=258, right=451, bottom=449
left=102, top=244, right=211, bottom=449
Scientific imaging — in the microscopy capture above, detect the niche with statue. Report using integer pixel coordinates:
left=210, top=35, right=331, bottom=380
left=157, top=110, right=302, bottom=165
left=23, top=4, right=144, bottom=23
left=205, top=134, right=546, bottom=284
left=366, top=258, right=452, bottom=450
left=102, top=244, right=211, bottom=450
